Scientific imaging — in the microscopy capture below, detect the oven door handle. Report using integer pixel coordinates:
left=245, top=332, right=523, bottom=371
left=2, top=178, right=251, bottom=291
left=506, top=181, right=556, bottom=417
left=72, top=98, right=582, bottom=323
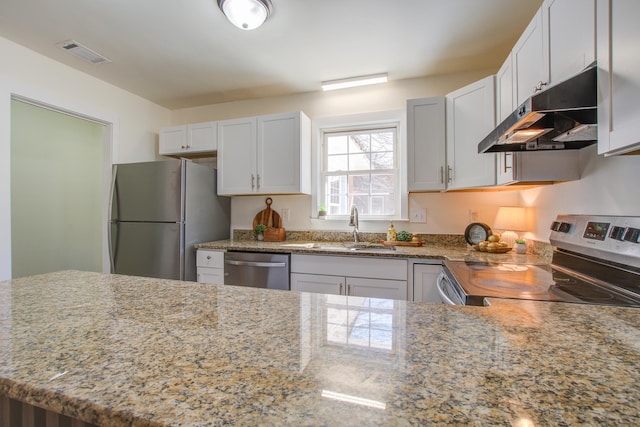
left=436, top=273, right=458, bottom=305
left=224, top=260, right=287, bottom=268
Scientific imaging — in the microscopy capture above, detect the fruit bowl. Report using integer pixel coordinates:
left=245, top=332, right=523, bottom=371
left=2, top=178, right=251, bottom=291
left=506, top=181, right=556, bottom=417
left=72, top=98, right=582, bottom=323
left=473, top=244, right=512, bottom=253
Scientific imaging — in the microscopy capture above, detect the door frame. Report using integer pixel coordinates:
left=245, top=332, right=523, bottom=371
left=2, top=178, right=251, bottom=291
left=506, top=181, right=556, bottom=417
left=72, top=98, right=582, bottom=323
left=1, top=85, right=118, bottom=279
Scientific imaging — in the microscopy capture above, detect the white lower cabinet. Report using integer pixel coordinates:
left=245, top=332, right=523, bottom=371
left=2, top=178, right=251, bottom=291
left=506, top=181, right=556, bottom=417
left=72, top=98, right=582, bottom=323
left=291, top=254, right=408, bottom=300
left=196, top=249, right=225, bottom=284
left=412, top=263, right=442, bottom=303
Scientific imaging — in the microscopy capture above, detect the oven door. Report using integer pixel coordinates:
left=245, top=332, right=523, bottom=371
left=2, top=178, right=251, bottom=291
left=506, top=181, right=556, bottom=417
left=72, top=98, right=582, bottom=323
left=436, top=270, right=465, bottom=305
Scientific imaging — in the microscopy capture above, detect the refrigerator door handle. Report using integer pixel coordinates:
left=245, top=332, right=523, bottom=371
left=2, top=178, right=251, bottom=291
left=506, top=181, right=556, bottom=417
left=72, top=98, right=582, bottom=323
left=108, top=165, right=118, bottom=273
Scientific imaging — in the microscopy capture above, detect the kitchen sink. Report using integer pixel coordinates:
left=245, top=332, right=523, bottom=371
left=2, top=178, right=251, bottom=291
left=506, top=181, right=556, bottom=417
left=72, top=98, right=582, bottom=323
left=315, top=243, right=396, bottom=252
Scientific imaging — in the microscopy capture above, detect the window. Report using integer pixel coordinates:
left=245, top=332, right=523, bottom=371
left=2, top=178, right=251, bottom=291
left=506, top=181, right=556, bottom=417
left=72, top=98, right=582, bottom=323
left=321, top=126, right=399, bottom=217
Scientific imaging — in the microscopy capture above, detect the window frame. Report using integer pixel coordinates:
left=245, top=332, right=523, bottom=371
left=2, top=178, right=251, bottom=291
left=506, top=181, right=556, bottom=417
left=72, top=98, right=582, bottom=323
left=322, top=126, right=399, bottom=218
left=311, top=110, right=407, bottom=222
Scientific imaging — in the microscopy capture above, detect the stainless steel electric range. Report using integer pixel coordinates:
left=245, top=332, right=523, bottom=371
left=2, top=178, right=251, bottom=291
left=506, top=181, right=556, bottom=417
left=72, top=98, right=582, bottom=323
left=438, top=215, right=640, bottom=307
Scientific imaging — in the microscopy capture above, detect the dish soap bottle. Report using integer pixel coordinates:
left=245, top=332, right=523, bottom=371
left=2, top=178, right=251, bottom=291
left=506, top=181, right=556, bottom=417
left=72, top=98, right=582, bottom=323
left=387, top=222, right=397, bottom=241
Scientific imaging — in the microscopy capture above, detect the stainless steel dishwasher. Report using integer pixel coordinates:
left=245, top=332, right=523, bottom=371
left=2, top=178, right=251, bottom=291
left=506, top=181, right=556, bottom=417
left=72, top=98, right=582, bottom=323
left=224, top=251, right=290, bottom=290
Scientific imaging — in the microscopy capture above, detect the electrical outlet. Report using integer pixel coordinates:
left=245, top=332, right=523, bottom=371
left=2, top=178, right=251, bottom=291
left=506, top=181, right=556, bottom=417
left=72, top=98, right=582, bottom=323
left=469, top=210, right=478, bottom=222
left=281, top=208, right=290, bottom=221
left=410, top=208, right=427, bottom=223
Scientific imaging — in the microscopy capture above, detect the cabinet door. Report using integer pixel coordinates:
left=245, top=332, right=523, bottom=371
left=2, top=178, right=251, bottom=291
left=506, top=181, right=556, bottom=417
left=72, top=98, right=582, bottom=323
left=217, top=117, right=257, bottom=195
left=258, top=112, right=310, bottom=194
left=159, top=125, right=187, bottom=155
left=346, top=277, right=407, bottom=300
left=445, top=75, right=496, bottom=190
left=495, top=53, right=515, bottom=124
left=291, top=273, right=344, bottom=295
left=197, top=267, right=224, bottom=284
left=597, top=0, right=640, bottom=155
left=407, top=97, right=446, bottom=191
left=413, top=264, right=441, bottom=303
left=513, top=8, right=549, bottom=106
left=497, top=152, right=516, bottom=185
left=188, top=121, right=217, bottom=153
left=545, top=0, right=596, bottom=85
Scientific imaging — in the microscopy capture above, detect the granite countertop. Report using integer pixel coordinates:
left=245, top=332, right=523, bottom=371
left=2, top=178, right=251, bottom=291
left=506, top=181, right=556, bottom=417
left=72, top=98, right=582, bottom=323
left=195, top=239, right=550, bottom=264
left=1, top=270, right=639, bottom=425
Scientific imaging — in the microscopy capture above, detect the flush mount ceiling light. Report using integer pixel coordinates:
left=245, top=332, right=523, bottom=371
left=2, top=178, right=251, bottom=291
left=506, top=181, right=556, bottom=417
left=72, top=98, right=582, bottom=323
left=217, top=0, right=272, bottom=30
left=321, top=73, right=388, bottom=91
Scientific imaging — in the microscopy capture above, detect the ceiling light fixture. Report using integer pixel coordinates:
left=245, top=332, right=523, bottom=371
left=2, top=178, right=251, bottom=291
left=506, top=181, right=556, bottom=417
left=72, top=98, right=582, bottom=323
left=217, top=0, right=272, bottom=30
left=321, top=73, right=388, bottom=91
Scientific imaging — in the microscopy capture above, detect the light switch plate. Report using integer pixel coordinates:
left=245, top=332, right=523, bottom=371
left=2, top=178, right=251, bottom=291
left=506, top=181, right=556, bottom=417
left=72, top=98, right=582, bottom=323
left=410, top=207, right=427, bottom=223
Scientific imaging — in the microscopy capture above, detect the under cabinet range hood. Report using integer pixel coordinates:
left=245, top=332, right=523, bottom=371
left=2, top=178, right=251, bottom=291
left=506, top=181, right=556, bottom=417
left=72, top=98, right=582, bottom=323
left=478, top=63, right=597, bottom=153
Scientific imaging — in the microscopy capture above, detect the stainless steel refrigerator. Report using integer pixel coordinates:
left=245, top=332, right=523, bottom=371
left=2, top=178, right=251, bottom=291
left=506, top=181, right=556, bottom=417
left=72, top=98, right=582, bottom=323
left=108, top=159, right=230, bottom=281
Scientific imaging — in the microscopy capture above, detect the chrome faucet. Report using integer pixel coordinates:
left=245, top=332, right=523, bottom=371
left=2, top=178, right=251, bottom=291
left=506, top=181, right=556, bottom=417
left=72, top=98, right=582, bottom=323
left=349, top=205, right=359, bottom=244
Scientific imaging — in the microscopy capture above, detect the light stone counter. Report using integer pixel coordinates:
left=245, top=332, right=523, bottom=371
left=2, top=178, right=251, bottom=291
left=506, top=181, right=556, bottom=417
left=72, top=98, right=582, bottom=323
left=1, top=270, right=639, bottom=425
left=195, top=239, right=550, bottom=264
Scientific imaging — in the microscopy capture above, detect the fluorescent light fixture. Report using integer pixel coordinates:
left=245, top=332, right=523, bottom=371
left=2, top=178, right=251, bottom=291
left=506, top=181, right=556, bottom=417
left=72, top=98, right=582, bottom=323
left=321, top=390, right=386, bottom=410
left=321, top=73, right=388, bottom=91
left=217, top=0, right=272, bottom=30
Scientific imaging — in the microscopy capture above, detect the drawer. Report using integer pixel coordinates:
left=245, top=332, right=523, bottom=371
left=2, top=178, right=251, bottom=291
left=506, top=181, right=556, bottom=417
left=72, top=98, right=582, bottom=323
left=291, top=254, right=407, bottom=280
left=196, top=250, right=224, bottom=268
left=197, top=267, right=224, bottom=284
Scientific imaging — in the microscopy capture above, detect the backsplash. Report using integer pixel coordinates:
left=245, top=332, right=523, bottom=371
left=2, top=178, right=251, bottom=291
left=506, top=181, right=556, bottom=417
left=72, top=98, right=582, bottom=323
left=231, top=229, right=553, bottom=260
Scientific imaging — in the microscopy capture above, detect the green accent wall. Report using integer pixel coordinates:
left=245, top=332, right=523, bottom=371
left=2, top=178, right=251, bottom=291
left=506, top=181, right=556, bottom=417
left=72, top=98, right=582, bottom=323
left=11, top=100, right=105, bottom=278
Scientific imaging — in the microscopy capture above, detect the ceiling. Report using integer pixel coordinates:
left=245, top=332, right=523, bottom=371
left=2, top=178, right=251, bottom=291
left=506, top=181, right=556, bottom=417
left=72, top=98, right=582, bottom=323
left=0, top=0, right=543, bottom=110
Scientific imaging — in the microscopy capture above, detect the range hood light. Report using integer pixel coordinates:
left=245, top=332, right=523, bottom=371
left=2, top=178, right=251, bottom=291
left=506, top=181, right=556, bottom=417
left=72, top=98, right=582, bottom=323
left=500, top=128, right=554, bottom=145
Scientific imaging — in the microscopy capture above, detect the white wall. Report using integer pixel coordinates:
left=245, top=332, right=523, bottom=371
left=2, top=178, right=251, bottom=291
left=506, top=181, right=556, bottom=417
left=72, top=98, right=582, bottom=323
left=519, top=144, right=640, bottom=242
left=0, top=36, right=171, bottom=280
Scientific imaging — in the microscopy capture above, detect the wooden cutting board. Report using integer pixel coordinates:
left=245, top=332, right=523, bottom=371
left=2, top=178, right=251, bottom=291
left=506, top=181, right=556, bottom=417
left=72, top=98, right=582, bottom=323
left=252, top=197, right=282, bottom=229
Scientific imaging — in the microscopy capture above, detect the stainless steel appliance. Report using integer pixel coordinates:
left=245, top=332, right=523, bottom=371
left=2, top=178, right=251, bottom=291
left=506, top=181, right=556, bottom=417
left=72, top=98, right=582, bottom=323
left=439, top=214, right=640, bottom=307
left=109, top=159, right=230, bottom=281
left=478, top=63, right=597, bottom=153
left=224, top=252, right=290, bottom=290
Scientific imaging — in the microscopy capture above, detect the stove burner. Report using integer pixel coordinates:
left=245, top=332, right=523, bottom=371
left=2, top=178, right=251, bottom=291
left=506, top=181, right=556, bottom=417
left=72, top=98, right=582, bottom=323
left=552, top=283, right=616, bottom=302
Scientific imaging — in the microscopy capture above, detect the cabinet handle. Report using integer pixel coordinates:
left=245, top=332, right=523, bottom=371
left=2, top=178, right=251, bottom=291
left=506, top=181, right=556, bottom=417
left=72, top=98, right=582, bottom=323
left=347, top=284, right=351, bottom=295
left=533, top=81, right=548, bottom=93
left=447, top=165, right=453, bottom=183
left=440, top=166, right=444, bottom=184
left=257, top=174, right=261, bottom=191
left=339, top=283, right=343, bottom=294
left=503, top=152, right=513, bottom=173
left=206, top=255, right=211, bottom=260
left=181, top=145, right=186, bottom=149
left=251, top=174, right=255, bottom=190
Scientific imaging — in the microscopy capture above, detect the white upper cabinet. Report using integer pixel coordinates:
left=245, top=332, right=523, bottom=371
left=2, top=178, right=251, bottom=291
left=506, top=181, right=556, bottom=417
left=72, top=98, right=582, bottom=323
left=544, top=0, right=596, bottom=85
left=407, top=97, right=446, bottom=191
left=446, top=75, right=496, bottom=190
left=217, top=116, right=257, bottom=195
left=513, top=8, right=549, bottom=106
left=597, top=0, right=640, bottom=155
left=257, top=112, right=311, bottom=194
left=159, top=121, right=217, bottom=157
left=495, top=52, right=516, bottom=124
left=217, top=111, right=311, bottom=195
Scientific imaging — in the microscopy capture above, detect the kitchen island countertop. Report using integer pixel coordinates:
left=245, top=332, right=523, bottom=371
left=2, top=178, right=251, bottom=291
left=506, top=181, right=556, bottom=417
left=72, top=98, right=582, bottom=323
left=1, top=270, right=639, bottom=425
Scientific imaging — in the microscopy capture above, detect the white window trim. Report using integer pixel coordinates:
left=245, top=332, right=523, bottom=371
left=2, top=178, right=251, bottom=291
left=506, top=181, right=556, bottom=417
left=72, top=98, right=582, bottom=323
left=311, top=110, right=407, bottom=221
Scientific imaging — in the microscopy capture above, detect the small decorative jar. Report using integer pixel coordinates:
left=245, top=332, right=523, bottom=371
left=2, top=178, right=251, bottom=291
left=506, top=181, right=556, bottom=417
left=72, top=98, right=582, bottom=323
left=514, top=240, right=527, bottom=254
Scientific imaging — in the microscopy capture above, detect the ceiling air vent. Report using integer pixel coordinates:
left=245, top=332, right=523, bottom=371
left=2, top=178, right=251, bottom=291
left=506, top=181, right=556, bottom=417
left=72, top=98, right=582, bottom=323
left=56, top=39, right=111, bottom=65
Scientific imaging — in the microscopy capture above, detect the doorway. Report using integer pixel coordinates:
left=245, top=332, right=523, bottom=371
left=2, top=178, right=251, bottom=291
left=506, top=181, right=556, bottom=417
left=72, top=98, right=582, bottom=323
left=10, top=99, right=107, bottom=278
